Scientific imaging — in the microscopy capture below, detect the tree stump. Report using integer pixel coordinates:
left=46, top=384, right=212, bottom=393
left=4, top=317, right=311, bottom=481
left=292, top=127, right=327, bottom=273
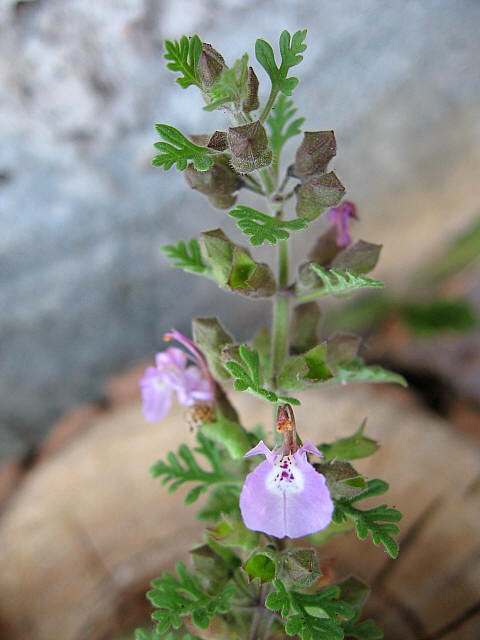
left=0, top=383, right=479, bottom=639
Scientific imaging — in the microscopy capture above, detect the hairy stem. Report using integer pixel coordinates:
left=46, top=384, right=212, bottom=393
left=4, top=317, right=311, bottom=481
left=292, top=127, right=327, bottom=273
left=271, top=239, right=289, bottom=389
left=259, top=87, right=278, bottom=124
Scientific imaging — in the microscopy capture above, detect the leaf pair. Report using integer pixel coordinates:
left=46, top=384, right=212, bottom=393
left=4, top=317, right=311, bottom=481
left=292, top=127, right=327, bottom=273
left=153, top=124, right=214, bottom=171
left=255, top=30, right=307, bottom=95
left=229, top=205, right=308, bottom=246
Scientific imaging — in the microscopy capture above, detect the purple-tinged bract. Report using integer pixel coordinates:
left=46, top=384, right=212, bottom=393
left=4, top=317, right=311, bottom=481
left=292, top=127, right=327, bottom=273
left=239, top=440, right=334, bottom=539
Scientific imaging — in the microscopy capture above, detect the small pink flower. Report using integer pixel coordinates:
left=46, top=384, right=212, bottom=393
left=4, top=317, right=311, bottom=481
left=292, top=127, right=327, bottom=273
left=326, top=201, right=358, bottom=247
left=239, top=439, right=333, bottom=539
left=140, top=331, right=215, bottom=422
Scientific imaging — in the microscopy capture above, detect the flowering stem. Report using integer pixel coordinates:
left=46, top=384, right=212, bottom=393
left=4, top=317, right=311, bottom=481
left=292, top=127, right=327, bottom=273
left=271, top=238, right=289, bottom=389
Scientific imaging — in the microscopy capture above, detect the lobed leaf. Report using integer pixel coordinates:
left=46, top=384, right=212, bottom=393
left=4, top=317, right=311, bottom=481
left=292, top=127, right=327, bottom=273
left=298, top=265, right=384, bottom=301
left=267, top=94, right=305, bottom=155
left=164, top=35, right=202, bottom=88
left=229, top=205, right=308, bottom=245
left=162, top=238, right=210, bottom=274
left=153, top=124, right=214, bottom=171
left=255, top=30, right=307, bottom=95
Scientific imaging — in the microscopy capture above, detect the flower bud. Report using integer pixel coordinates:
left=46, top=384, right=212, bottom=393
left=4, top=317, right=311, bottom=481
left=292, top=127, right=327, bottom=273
left=184, top=158, right=240, bottom=209
left=198, top=43, right=227, bottom=88
left=189, top=131, right=228, bottom=151
left=227, top=121, right=272, bottom=174
left=295, top=172, right=345, bottom=221
left=292, top=131, right=336, bottom=179
left=242, top=66, right=259, bottom=112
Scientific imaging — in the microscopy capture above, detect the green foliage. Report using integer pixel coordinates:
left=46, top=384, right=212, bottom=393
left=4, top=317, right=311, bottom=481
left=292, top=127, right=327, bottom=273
left=319, top=420, right=379, bottom=462
left=135, top=630, right=201, bottom=640
left=204, top=54, right=249, bottom=111
left=153, top=125, right=214, bottom=171
left=342, top=615, right=383, bottom=639
left=229, top=205, right=308, bottom=245
left=224, top=345, right=300, bottom=405
left=197, top=485, right=240, bottom=521
left=267, top=94, right=305, bottom=156
left=329, top=358, right=407, bottom=387
left=150, top=432, right=238, bottom=503
left=208, top=515, right=259, bottom=551
left=401, top=298, right=477, bottom=335
left=333, top=479, right=403, bottom=558
left=244, top=548, right=278, bottom=582
left=266, top=580, right=356, bottom=640
left=299, top=265, right=384, bottom=301
left=201, top=414, right=251, bottom=459
left=147, top=562, right=235, bottom=634
left=164, top=35, right=202, bottom=88
left=255, top=30, right=307, bottom=95
left=162, top=238, right=210, bottom=274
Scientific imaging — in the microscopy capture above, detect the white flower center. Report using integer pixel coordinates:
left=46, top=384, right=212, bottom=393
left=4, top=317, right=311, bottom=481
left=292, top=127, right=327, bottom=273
left=266, top=454, right=304, bottom=495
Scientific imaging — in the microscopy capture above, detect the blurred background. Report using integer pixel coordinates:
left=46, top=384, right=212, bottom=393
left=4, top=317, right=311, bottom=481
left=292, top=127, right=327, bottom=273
left=1, top=1, right=479, bottom=639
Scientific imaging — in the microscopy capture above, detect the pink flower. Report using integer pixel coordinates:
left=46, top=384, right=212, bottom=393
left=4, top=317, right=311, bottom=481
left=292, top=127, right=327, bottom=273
left=140, top=331, right=215, bottom=422
left=239, top=439, right=333, bottom=538
left=326, top=201, right=358, bottom=247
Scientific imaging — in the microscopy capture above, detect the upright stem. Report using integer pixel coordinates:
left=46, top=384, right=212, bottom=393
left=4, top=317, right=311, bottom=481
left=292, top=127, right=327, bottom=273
left=271, top=238, right=290, bottom=390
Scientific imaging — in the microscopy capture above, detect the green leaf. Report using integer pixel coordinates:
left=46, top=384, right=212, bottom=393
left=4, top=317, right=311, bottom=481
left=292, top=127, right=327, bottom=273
left=342, top=615, right=384, bottom=639
left=267, top=94, right=305, bottom=156
left=319, top=420, right=379, bottom=462
left=148, top=562, right=235, bottom=634
left=225, top=345, right=300, bottom=405
left=299, top=265, right=384, bottom=301
left=267, top=580, right=356, bottom=640
left=243, top=548, right=278, bottom=582
left=400, top=298, right=477, bottom=335
left=208, top=515, right=259, bottom=551
left=201, top=415, right=251, bottom=459
left=333, top=479, right=403, bottom=558
left=162, top=238, right=210, bottom=274
left=204, top=53, right=249, bottom=111
left=255, top=30, right=307, bottom=95
left=337, top=576, right=370, bottom=608
left=229, top=205, right=308, bottom=246
left=153, top=124, right=214, bottom=171
left=150, top=432, right=239, bottom=500
left=164, top=35, right=202, bottom=88
left=278, top=343, right=331, bottom=390
left=192, top=316, right=234, bottom=381
left=329, top=358, right=407, bottom=387
left=197, top=485, right=240, bottom=521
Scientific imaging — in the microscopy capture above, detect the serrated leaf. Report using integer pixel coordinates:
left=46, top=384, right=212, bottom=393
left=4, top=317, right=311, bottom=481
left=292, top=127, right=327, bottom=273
left=150, top=432, right=238, bottom=500
left=153, top=124, right=213, bottom=171
left=330, top=358, right=408, bottom=387
left=164, top=35, right=202, bottom=88
left=319, top=420, right=379, bottom=462
left=255, top=30, right=307, bottom=96
left=333, top=479, right=403, bottom=558
left=162, top=238, right=210, bottom=274
left=229, top=205, right=308, bottom=245
left=298, top=264, right=384, bottom=301
left=267, top=94, right=305, bottom=156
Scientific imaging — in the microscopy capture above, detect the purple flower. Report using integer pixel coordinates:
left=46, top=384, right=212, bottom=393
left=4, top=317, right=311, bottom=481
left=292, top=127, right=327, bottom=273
left=140, top=332, right=215, bottom=422
left=326, top=201, right=358, bottom=248
left=239, top=439, right=334, bottom=539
